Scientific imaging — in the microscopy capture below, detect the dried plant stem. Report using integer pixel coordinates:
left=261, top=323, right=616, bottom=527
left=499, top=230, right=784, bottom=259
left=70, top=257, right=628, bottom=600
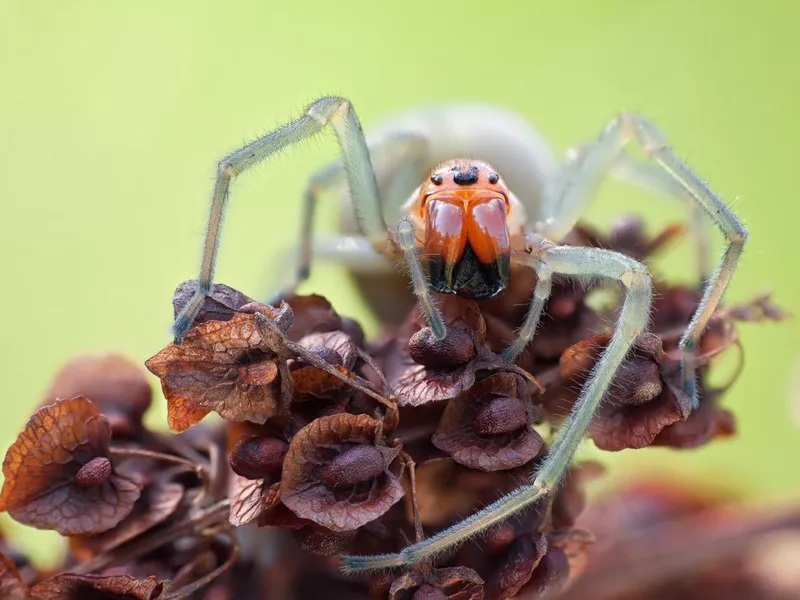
left=109, top=446, right=210, bottom=504
left=162, top=533, right=240, bottom=600
left=74, top=499, right=231, bottom=575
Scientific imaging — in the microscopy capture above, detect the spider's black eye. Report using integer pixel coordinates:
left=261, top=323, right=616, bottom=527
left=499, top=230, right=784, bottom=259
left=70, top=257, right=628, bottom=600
left=431, top=174, right=443, bottom=185
left=488, top=172, right=499, bottom=184
left=453, top=166, right=479, bottom=186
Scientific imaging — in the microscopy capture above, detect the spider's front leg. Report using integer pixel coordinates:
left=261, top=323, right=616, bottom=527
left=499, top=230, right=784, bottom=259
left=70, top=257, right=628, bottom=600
left=340, top=236, right=653, bottom=572
left=172, top=96, right=389, bottom=343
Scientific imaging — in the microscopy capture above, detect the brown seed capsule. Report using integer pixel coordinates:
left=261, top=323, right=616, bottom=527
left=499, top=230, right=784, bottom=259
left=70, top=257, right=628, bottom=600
left=74, top=457, right=113, bottom=488
left=485, top=521, right=517, bottom=553
left=229, top=436, right=288, bottom=480
left=408, top=326, right=476, bottom=368
left=412, top=584, right=447, bottom=600
left=614, top=359, right=663, bottom=406
left=321, top=444, right=385, bottom=487
left=472, top=397, right=528, bottom=436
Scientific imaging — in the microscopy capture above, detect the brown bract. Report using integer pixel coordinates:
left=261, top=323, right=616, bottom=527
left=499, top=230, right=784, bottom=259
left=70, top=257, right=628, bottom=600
left=280, top=413, right=403, bottom=531
left=0, top=551, right=27, bottom=599
left=0, top=397, right=140, bottom=535
left=291, top=331, right=359, bottom=401
left=30, top=573, right=166, bottom=600
left=71, top=480, right=184, bottom=558
left=146, top=303, right=293, bottom=431
left=388, top=567, right=484, bottom=600
left=379, top=297, right=538, bottom=407
left=543, top=333, right=690, bottom=451
left=432, top=373, right=543, bottom=471
left=43, top=354, right=152, bottom=439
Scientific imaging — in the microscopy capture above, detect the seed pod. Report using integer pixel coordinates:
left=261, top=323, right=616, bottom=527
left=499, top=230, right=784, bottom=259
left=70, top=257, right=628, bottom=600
left=472, top=397, right=529, bottom=436
left=321, top=444, right=385, bottom=487
left=74, top=457, right=113, bottom=488
left=229, top=436, right=288, bottom=480
left=408, top=326, right=476, bottom=368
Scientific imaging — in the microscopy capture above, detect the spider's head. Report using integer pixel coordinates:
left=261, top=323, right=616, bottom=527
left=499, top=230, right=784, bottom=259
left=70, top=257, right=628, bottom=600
left=417, top=160, right=512, bottom=300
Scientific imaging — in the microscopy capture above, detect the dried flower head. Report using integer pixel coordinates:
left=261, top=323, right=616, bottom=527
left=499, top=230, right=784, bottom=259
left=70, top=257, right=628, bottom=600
left=0, top=397, right=140, bottom=535
left=280, top=413, right=404, bottom=531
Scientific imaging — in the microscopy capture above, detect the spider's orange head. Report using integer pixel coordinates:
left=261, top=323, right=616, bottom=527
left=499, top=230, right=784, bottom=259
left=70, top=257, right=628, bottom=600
left=417, top=160, right=512, bottom=299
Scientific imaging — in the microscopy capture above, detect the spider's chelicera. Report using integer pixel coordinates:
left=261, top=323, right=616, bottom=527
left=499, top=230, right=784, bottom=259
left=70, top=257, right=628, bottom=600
left=171, top=97, right=747, bottom=572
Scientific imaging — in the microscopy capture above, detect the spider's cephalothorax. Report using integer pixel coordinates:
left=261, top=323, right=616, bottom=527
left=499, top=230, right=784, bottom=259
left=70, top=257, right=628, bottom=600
left=411, top=160, right=522, bottom=299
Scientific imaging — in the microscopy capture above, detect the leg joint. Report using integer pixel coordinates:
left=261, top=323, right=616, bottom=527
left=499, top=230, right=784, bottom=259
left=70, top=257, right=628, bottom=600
left=620, top=261, right=652, bottom=292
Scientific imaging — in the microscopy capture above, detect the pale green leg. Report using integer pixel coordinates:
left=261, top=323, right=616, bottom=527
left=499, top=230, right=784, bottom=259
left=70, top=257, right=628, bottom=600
left=500, top=259, right=552, bottom=362
left=544, top=113, right=747, bottom=407
left=397, top=219, right=446, bottom=340
left=340, top=236, right=653, bottom=572
left=173, top=97, right=388, bottom=344
left=267, top=132, right=430, bottom=303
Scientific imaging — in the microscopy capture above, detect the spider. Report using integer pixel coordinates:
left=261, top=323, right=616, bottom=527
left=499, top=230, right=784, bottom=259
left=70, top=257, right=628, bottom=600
left=171, top=97, right=747, bottom=572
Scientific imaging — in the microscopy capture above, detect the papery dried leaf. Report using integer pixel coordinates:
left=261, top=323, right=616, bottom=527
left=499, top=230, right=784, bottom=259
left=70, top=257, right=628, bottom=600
left=389, top=567, right=484, bottom=600
left=0, top=551, right=28, bottom=599
left=433, top=373, right=543, bottom=471
left=516, top=547, right=571, bottom=599
left=30, top=573, right=165, bottom=600
left=0, top=398, right=140, bottom=535
left=486, top=533, right=548, bottom=600
left=44, top=355, right=152, bottom=438
left=292, top=331, right=359, bottom=401
left=284, top=295, right=345, bottom=341
left=652, top=400, right=735, bottom=449
left=146, top=305, right=293, bottom=431
left=71, top=481, right=184, bottom=557
left=173, top=280, right=255, bottom=325
left=280, top=413, right=403, bottom=531
left=229, top=476, right=280, bottom=527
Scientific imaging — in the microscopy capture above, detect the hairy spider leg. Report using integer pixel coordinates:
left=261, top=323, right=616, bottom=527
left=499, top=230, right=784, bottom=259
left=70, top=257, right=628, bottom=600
left=172, top=97, right=389, bottom=343
left=571, top=144, right=712, bottom=280
left=340, top=236, right=653, bottom=572
left=539, top=113, right=747, bottom=407
left=268, top=132, right=431, bottom=303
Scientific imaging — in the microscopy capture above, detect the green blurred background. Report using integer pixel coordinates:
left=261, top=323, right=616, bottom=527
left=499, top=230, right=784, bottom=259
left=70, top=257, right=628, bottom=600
left=1, top=0, right=798, bottom=565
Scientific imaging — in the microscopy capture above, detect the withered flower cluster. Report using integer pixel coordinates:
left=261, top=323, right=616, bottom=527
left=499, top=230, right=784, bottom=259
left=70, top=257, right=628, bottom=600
left=0, top=216, right=788, bottom=600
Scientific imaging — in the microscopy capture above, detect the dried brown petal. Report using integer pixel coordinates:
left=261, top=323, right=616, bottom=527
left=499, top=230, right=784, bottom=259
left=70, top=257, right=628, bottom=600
left=146, top=304, right=293, bottom=431
left=284, top=294, right=345, bottom=340
left=173, top=280, right=255, bottom=325
left=31, top=573, right=165, bottom=600
left=486, top=533, right=548, bottom=600
left=280, top=413, right=403, bottom=531
left=229, top=436, right=288, bottom=480
left=229, top=477, right=280, bottom=526
left=388, top=567, right=484, bottom=600
left=71, top=480, right=184, bottom=558
left=0, top=398, right=140, bottom=535
left=652, top=400, right=735, bottom=449
left=0, top=551, right=27, bottom=599
left=291, top=331, right=359, bottom=401
left=44, top=354, right=152, bottom=438
left=433, top=373, right=543, bottom=471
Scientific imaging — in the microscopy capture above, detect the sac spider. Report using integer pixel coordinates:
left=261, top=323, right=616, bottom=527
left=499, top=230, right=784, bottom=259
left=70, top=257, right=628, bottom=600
left=172, top=97, right=747, bottom=571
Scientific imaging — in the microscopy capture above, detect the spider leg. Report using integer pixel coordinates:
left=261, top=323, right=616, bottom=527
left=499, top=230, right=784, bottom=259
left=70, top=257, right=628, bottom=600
left=340, top=236, right=653, bottom=572
left=172, top=96, right=388, bottom=343
left=397, top=219, right=446, bottom=340
left=542, top=114, right=747, bottom=407
left=570, top=144, right=712, bottom=279
left=267, top=132, right=430, bottom=303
